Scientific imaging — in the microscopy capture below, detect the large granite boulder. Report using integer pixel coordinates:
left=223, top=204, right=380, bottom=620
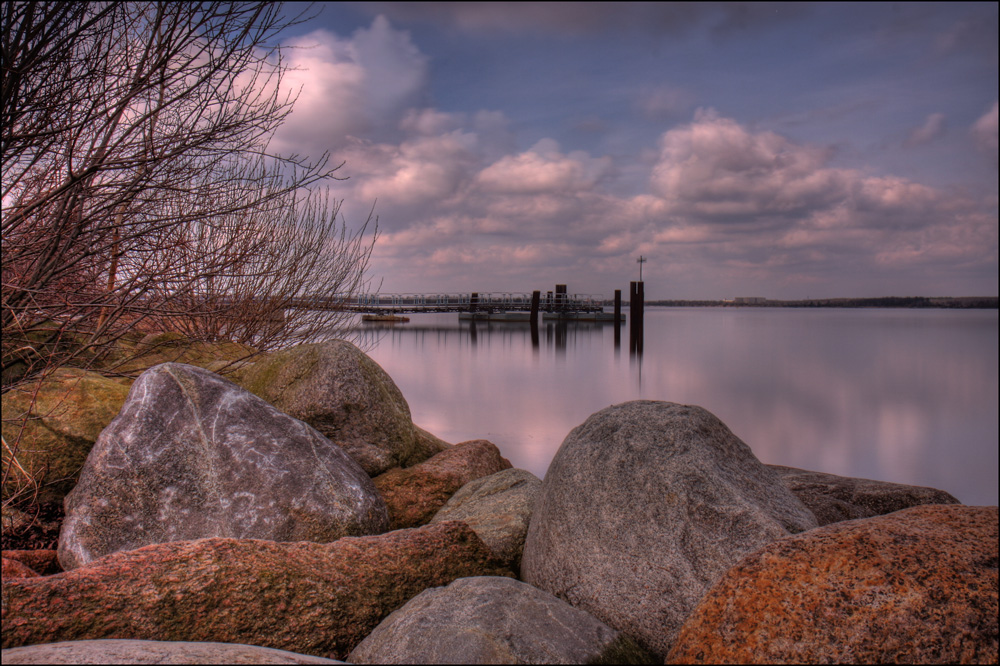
left=668, top=505, right=998, bottom=664
left=520, top=401, right=818, bottom=657
left=768, top=464, right=962, bottom=525
left=430, top=468, right=542, bottom=569
left=231, top=340, right=425, bottom=476
left=58, top=363, right=387, bottom=570
left=4, top=522, right=512, bottom=660
left=1, top=640, right=343, bottom=664
left=374, top=440, right=512, bottom=530
left=347, top=576, right=656, bottom=665
left=1, top=368, right=130, bottom=503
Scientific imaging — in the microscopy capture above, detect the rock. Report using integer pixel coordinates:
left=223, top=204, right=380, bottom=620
left=114, top=332, right=257, bottom=375
left=1, top=640, right=344, bottom=664
left=430, top=468, right=541, bottom=569
left=57, top=363, right=387, bottom=571
left=407, top=425, right=453, bottom=466
left=520, top=401, right=818, bottom=657
left=348, top=576, right=656, bottom=665
left=768, top=464, right=962, bottom=525
left=231, top=340, right=421, bottom=476
left=374, top=440, right=513, bottom=530
left=668, top=505, right=998, bottom=664
left=2, top=557, right=39, bottom=579
left=3, top=522, right=513, bottom=660
left=1, top=368, right=130, bottom=503
left=2, top=550, right=61, bottom=575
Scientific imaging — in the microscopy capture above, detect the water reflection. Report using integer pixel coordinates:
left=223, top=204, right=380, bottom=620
left=345, top=308, right=998, bottom=506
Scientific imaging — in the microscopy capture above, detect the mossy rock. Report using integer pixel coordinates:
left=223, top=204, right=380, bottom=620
left=2, top=368, right=131, bottom=504
left=113, top=333, right=257, bottom=375
left=231, top=340, right=422, bottom=476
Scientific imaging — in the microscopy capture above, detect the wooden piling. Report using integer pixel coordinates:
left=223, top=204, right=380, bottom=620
left=530, top=290, right=541, bottom=348
left=630, top=281, right=644, bottom=354
left=614, top=289, right=622, bottom=348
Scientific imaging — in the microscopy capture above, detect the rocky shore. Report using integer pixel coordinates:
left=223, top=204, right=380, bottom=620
left=2, top=339, right=996, bottom=664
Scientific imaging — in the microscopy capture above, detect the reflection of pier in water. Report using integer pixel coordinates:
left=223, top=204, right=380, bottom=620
left=350, top=319, right=617, bottom=354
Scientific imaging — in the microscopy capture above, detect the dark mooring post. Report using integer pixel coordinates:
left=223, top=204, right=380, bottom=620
left=555, top=284, right=567, bottom=312
left=530, top=290, right=541, bottom=348
left=614, top=289, right=622, bottom=348
left=630, top=281, right=644, bottom=355
left=470, top=292, right=479, bottom=313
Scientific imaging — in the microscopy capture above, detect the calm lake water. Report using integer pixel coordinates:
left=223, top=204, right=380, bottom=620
left=345, top=307, right=998, bottom=506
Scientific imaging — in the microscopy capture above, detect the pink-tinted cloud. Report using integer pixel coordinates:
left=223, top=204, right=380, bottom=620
left=650, top=108, right=846, bottom=223
left=267, top=17, right=994, bottom=298
left=270, top=17, right=427, bottom=154
left=354, top=107, right=995, bottom=294
left=971, top=101, right=998, bottom=152
left=903, top=113, right=947, bottom=148
left=476, top=139, right=613, bottom=194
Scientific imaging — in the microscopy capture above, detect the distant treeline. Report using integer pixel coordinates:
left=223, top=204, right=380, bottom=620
left=633, top=297, right=999, bottom=309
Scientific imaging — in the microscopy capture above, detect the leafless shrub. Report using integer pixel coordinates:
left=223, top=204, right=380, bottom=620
left=2, top=2, right=378, bottom=512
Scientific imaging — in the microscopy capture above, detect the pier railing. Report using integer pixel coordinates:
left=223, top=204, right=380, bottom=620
left=292, top=292, right=605, bottom=314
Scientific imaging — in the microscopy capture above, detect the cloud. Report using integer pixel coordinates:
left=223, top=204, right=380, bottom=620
left=635, top=110, right=995, bottom=291
left=264, top=12, right=994, bottom=298
left=337, top=130, right=482, bottom=216
left=649, top=108, right=844, bottom=224
left=271, top=17, right=427, bottom=153
left=970, top=101, right=998, bottom=152
left=476, top=139, right=613, bottom=194
left=329, top=106, right=994, bottom=296
left=903, top=113, right=946, bottom=148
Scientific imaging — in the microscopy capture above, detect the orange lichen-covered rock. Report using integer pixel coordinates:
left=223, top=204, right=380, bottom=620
left=374, top=440, right=512, bottom=530
left=2, top=521, right=512, bottom=660
left=1, top=557, right=39, bottom=579
left=668, top=505, right=999, bottom=665
left=1, top=550, right=60, bottom=576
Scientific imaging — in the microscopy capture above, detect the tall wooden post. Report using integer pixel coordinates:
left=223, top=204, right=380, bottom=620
left=555, top=284, right=567, bottom=313
left=630, top=281, right=644, bottom=355
left=614, top=289, right=622, bottom=348
left=530, top=290, right=541, bottom=348
left=470, top=292, right=479, bottom=314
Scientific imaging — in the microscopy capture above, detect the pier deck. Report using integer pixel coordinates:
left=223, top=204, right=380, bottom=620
left=292, top=292, right=607, bottom=316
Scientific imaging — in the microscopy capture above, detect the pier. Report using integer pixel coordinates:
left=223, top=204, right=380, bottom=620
left=292, top=288, right=620, bottom=321
left=293, top=280, right=646, bottom=355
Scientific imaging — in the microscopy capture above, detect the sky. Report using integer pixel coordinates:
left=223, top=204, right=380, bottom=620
left=270, top=2, right=998, bottom=300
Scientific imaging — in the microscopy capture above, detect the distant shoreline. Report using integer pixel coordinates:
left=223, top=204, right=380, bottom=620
left=628, top=296, right=998, bottom=309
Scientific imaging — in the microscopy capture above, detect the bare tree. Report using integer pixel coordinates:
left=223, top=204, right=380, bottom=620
left=2, top=1, right=376, bottom=388
left=2, top=2, right=379, bottom=515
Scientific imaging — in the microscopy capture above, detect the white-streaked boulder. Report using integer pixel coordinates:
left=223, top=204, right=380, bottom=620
left=58, top=363, right=387, bottom=570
